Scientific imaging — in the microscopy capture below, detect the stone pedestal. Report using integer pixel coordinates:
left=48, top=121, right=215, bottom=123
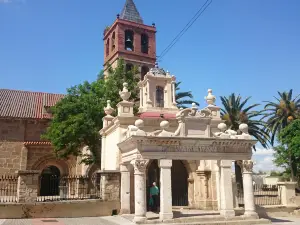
left=132, top=159, right=147, bottom=222
left=241, top=160, right=258, bottom=218
left=219, top=160, right=235, bottom=217
left=278, top=182, right=297, bottom=207
left=16, top=170, right=40, bottom=203
left=159, top=159, right=173, bottom=220
left=98, top=171, right=120, bottom=201
left=120, top=164, right=131, bottom=214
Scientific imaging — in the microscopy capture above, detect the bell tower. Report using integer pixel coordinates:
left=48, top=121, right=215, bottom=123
left=103, top=0, right=156, bottom=79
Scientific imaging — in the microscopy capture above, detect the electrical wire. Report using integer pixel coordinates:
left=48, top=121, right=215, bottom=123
left=157, top=0, right=212, bottom=61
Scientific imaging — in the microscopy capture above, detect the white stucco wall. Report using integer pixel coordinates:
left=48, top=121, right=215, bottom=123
left=104, top=127, right=121, bottom=170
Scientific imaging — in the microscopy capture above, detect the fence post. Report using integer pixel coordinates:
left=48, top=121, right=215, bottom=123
left=278, top=182, right=297, bottom=207
left=16, top=170, right=40, bottom=203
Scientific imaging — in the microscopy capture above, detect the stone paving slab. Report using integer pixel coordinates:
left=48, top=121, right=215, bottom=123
left=0, top=216, right=135, bottom=225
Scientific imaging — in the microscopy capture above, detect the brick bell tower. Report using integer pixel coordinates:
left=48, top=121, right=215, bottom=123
left=103, top=0, right=156, bottom=79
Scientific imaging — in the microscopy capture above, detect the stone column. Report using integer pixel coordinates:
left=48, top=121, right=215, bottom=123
left=278, top=182, right=297, bottom=207
left=219, top=160, right=235, bottom=217
left=16, top=170, right=40, bottom=203
left=120, top=164, right=131, bottom=214
left=132, top=159, right=148, bottom=222
left=240, top=160, right=258, bottom=217
left=159, top=159, right=173, bottom=220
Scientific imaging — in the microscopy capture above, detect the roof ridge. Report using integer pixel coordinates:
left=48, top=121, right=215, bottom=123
left=0, top=88, right=65, bottom=96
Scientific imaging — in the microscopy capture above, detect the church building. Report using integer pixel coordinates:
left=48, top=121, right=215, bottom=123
left=0, top=1, right=259, bottom=222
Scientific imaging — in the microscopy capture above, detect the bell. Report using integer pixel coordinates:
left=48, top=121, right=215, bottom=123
left=125, top=38, right=132, bottom=45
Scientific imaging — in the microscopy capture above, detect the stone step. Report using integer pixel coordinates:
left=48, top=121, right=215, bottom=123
left=140, top=218, right=271, bottom=225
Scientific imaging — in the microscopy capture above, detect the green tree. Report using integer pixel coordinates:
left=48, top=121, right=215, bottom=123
left=220, top=93, right=269, bottom=147
left=43, top=59, right=139, bottom=164
left=263, top=89, right=300, bottom=145
left=175, top=82, right=199, bottom=108
left=274, top=119, right=300, bottom=181
left=220, top=93, right=269, bottom=186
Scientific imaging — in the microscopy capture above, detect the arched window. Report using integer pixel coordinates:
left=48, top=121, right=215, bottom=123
left=141, top=66, right=149, bottom=80
left=141, top=33, right=149, bottom=54
left=126, top=63, right=133, bottom=72
left=125, top=30, right=134, bottom=51
left=156, top=86, right=164, bottom=108
left=106, top=39, right=110, bottom=57
left=112, top=32, right=116, bottom=51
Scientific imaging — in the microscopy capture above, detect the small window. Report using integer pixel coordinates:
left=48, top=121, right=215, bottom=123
left=141, top=33, right=149, bottom=54
left=125, top=30, right=134, bottom=51
left=106, top=39, right=110, bottom=56
left=141, top=66, right=149, bottom=80
left=156, top=86, right=164, bottom=108
left=126, top=63, right=133, bottom=72
left=112, top=32, right=116, bottom=51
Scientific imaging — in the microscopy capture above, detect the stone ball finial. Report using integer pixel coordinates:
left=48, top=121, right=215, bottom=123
left=104, top=100, right=114, bottom=116
left=217, top=123, right=227, bottom=132
left=191, top=103, right=198, bottom=108
left=119, top=82, right=131, bottom=101
left=160, top=120, right=169, bottom=130
left=135, top=119, right=144, bottom=129
left=239, top=123, right=249, bottom=134
left=205, top=89, right=216, bottom=106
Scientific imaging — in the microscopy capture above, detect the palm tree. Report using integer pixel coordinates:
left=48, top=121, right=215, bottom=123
left=263, top=89, right=300, bottom=145
left=221, top=93, right=269, bottom=147
left=220, top=93, right=269, bottom=187
left=175, top=82, right=199, bottom=108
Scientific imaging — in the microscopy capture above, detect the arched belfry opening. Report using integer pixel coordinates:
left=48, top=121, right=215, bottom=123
left=141, top=33, right=149, bottom=54
left=146, top=160, right=188, bottom=207
left=125, top=30, right=134, bottom=51
left=156, top=86, right=164, bottom=107
left=40, top=166, right=60, bottom=196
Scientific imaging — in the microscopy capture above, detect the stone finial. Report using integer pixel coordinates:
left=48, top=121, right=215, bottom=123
left=160, top=120, right=170, bottom=130
left=104, top=100, right=114, bottom=116
left=119, top=82, right=131, bottom=101
left=217, top=123, right=227, bottom=132
left=205, top=89, right=216, bottom=106
left=239, top=123, right=249, bottom=134
left=135, top=119, right=144, bottom=129
left=192, top=103, right=198, bottom=109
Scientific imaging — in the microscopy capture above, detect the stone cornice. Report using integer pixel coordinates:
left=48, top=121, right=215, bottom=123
left=118, top=136, right=257, bottom=160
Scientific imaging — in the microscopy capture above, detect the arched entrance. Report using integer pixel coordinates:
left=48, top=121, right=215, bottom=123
left=40, top=166, right=60, bottom=196
left=147, top=160, right=188, bottom=207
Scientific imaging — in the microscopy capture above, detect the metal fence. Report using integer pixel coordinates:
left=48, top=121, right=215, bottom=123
left=237, top=184, right=281, bottom=206
left=37, top=174, right=101, bottom=202
left=0, top=175, right=18, bottom=203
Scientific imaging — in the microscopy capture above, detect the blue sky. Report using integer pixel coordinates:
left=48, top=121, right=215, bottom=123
left=1, top=0, right=300, bottom=171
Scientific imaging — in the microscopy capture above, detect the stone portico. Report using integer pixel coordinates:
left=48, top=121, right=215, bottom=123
left=99, top=67, right=259, bottom=223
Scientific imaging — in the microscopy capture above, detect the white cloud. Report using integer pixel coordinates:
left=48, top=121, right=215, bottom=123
left=251, top=148, right=284, bottom=172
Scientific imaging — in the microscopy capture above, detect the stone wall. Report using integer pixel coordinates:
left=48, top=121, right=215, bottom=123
left=0, top=142, right=23, bottom=174
left=0, top=200, right=120, bottom=219
left=100, top=172, right=120, bottom=201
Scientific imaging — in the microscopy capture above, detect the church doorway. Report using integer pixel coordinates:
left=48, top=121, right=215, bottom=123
left=146, top=160, right=188, bottom=208
left=40, top=166, right=60, bottom=196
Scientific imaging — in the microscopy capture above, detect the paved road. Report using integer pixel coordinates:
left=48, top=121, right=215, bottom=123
left=1, top=216, right=300, bottom=225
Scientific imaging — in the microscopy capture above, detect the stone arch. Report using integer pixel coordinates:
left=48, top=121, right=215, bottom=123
left=146, top=159, right=189, bottom=207
left=31, top=155, right=70, bottom=176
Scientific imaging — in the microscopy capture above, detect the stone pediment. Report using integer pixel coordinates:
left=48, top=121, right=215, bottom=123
left=117, top=135, right=256, bottom=162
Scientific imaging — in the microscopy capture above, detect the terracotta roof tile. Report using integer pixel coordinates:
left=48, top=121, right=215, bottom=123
left=0, top=89, right=65, bottom=119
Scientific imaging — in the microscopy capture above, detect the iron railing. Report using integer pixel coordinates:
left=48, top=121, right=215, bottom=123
left=0, top=175, right=18, bottom=203
left=37, top=174, right=101, bottom=202
left=237, top=184, right=281, bottom=206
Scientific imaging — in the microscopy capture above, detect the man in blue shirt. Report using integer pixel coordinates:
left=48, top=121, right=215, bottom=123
left=149, top=182, right=159, bottom=212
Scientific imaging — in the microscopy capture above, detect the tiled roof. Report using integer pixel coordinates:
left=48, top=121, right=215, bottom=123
left=0, top=89, right=65, bottom=119
left=23, top=141, right=52, bottom=146
left=120, top=0, right=143, bottom=24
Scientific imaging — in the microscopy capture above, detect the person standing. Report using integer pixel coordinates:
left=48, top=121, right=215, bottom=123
left=149, top=182, right=159, bottom=212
